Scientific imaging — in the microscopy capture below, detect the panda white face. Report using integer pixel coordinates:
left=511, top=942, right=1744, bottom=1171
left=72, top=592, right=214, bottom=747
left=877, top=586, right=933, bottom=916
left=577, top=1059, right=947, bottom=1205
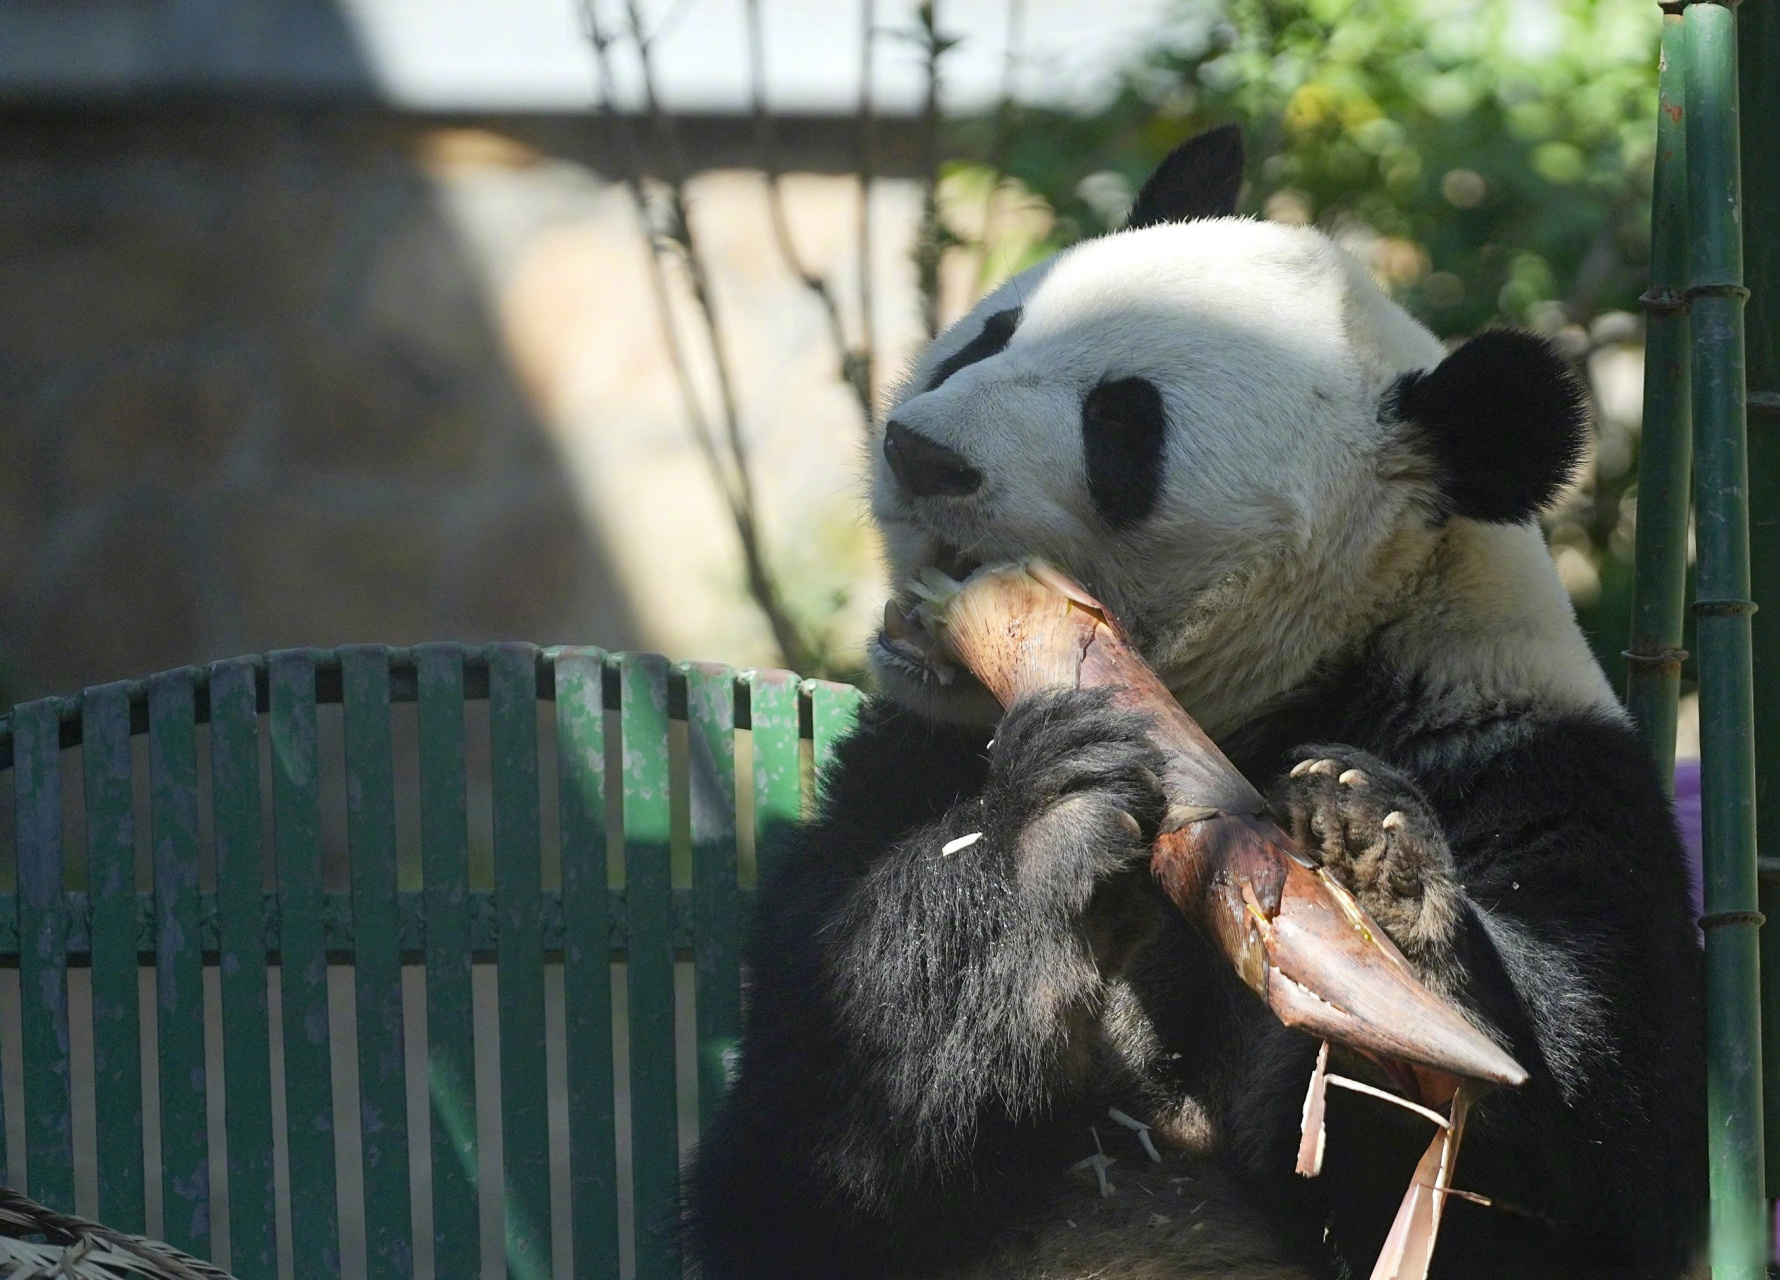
left=870, top=128, right=1599, bottom=733
left=870, top=218, right=1440, bottom=726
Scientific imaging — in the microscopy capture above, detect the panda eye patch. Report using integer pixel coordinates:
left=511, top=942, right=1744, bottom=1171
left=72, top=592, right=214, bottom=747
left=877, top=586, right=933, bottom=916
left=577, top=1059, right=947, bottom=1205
left=925, top=307, right=1021, bottom=391
left=1082, top=377, right=1167, bottom=529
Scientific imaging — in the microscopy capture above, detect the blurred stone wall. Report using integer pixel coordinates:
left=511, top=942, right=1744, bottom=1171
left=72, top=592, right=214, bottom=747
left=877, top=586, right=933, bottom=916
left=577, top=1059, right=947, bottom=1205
left=0, top=109, right=919, bottom=703
left=0, top=111, right=636, bottom=700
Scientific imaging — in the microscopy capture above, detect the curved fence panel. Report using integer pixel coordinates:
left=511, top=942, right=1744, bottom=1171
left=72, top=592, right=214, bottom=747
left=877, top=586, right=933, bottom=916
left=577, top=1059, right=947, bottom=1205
left=0, top=646, right=865, bottom=1280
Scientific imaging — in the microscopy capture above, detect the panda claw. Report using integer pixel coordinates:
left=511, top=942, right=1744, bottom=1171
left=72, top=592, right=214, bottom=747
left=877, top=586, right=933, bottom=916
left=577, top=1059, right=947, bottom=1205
left=1337, top=768, right=1368, bottom=788
left=1117, top=810, right=1143, bottom=839
left=1382, top=810, right=1406, bottom=832
left=1289, top=758, right=1316, bottom=778
left=1307, top=759, right=1340, bottom=778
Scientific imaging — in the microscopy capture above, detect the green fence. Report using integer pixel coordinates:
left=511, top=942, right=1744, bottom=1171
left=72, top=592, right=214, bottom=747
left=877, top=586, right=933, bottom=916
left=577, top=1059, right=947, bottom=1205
left=0, top=644, right=864, bottom=1280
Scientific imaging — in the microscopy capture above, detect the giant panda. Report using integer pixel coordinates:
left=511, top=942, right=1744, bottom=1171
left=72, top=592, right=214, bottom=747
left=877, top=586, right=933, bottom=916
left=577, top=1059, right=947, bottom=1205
left=684, top=126, right=1705, bottom=1279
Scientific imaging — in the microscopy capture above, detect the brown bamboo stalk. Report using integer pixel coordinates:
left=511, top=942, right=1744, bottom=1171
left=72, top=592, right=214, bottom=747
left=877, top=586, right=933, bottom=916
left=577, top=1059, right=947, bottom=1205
left=920, top=561, right=1527, bottom=1088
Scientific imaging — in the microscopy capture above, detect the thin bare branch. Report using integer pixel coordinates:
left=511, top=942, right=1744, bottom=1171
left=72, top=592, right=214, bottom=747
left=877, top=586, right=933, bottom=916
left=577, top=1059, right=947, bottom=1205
left=969, top=0, right=1026, bottom=295
left=910, top=2, right=958, bottom=339
left=579, top=1, right=736, bottom=507
left=580, top=0, right=819, bottom=672
left=857, top=0, right=878, bottom=410
left=623, top=0, right=754, bottom=509
left=745, top=0, right=874, bottom=424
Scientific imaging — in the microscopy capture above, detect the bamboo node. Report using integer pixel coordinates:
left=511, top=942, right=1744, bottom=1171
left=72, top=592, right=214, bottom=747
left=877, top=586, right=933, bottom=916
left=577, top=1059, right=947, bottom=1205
left=1682, top=282, right=1751, bottom=302
left=1690, top=597, right=1758, bottom=617
left=1699, top=910, right=1766, bottom=930
left=1621, top=647, right=1689, bottom=671
left=1638, top=287, right=1687, bottom=314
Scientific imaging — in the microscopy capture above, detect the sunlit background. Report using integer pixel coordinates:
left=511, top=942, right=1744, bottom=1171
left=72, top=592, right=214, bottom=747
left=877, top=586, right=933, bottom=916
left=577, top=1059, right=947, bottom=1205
left=0, top=4, right=1715, bottom=1275
left=0, top=0, right=1688, bottom=747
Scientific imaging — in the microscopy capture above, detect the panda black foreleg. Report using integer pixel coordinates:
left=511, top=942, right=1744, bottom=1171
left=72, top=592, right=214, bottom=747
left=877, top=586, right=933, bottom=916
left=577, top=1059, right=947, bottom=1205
left=684, top=690, right=1170, bottom=1280
left=1263, top=735, right=1704, bottom=1273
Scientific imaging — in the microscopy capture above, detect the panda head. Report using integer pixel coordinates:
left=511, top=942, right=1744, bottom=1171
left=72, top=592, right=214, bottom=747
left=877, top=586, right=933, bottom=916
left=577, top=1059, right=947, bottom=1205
left=871, top=125, right=1598, bottom=734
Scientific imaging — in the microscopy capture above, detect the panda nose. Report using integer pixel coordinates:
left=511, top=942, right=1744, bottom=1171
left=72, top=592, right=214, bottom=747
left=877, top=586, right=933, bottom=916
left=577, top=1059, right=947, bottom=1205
left=883, top=420, right=982, bottom=497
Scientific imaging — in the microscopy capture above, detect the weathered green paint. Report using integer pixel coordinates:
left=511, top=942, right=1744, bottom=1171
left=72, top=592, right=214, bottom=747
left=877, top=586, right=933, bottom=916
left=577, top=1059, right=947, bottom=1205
left=148, top=670, right=210, bottom=1256
left=13, top=698, right=72, bottom=1208
left=744, top=670, right=802, bottom=887
left=552, top=647, right=620, bottom=1279
left=1627, top=6, right=1693, bottom=792
left=682, top=663, right=739, bottom=1128
left=0, top=645, right=868, bottom=1279
left=268, top=650, right=341, bottom=1276
left=208, top=657, right=278, bottom=1279
left=488, top=643, right=552, bottom=1280
left=1682, top=5, right=1766, bottom=1274
left=619, top=654, right=680, bottom=1280
left=804, top=680, right=865, bottom=783
left=81, top=682, right=145, bottom=1234
left=1736, top=0, right=1780, bottom=1204
left=415, top=643, right=480, bottom=1270
left=339, top=646, right=414, bottom=1280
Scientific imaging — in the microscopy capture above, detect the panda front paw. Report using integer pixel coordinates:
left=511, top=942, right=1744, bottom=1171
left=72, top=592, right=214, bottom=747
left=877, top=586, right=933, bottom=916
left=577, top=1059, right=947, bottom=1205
left=1272, top=746, right=1461, bottom=962
left=983, top=689, right=1168, bottom=913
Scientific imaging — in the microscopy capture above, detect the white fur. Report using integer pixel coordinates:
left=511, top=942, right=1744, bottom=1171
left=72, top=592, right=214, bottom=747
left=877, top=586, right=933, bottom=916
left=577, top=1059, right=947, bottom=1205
left=869, top=217, right=1618, bottom=736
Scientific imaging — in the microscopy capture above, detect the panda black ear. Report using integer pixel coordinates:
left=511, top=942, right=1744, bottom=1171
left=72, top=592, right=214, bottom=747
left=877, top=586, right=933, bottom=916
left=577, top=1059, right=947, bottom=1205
left=1125, top=124, right=1246, bottom=229
left=1391, top=329, right=1589, bottom=524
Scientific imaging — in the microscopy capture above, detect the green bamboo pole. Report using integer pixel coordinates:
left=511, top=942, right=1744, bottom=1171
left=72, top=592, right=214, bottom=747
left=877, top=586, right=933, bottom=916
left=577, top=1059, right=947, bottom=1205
left=1683, top=3, right=1766, bottom=1275
left=1626, top=3, right=1693, bottom=791
left=1741, top=0, right=1780, bottom=1212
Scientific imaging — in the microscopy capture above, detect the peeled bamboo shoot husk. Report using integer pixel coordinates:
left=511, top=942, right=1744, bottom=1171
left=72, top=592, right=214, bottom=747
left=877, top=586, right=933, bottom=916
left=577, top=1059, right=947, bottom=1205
left=920, top=560, right=1526, bottom=1090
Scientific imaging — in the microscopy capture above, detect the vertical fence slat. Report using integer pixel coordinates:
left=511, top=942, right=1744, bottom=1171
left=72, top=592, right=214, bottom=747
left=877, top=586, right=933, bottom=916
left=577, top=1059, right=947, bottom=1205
left=14, top=698, right=72, bottom=1207
left=82, top=683, right=145, bottom=1233
left=618, top=654, right=679, bottom=1280
left=149, top=671, right=209, bottom=1256
left=269, top=651, right=340, bottom=1276
left=416, top=643, right=479, bottom=1274
left=489, top=643, right=551, bottom=1280
left=682, top=664, right=737, bottom=1130
left=210, top=658, right=277, bottom=1280
left=553, top=647, right=618, bottom=1280
left=804, top=680, right=864, bottom=788
left=745, top=672, right=801, bottom=888
left=340, top=646, right=413, bottom=1280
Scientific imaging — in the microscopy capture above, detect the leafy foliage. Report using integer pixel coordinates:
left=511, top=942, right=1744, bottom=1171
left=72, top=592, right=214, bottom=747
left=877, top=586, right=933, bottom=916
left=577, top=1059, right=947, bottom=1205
left=945, top=0, right=1666, bottom=686
left=967, top=0, right=1660, bottom=338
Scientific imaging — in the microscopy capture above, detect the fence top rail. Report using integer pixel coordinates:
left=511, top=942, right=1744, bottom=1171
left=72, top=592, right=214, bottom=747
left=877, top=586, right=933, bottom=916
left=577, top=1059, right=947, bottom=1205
left=0, top=644, right=853, bottom=769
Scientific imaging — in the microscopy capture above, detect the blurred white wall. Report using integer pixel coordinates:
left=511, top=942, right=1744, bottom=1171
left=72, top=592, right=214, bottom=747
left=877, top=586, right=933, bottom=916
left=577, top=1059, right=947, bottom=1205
left=339, top=0, right=1174, bottom=113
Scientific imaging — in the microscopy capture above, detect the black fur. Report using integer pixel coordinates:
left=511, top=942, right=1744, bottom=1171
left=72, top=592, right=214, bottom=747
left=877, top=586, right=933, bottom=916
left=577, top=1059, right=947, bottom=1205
left=1125, top=123, right=1246, bottom=229
left=684, top=691, right=1168, bottom=1278
left=926, top=306, right=1022, bottom=392
left=686, top=650, right=1705, bottom=1278
left=1083, top=377, right=1168, bottom=528
left=1392, top=329, right=1589, bottom=524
